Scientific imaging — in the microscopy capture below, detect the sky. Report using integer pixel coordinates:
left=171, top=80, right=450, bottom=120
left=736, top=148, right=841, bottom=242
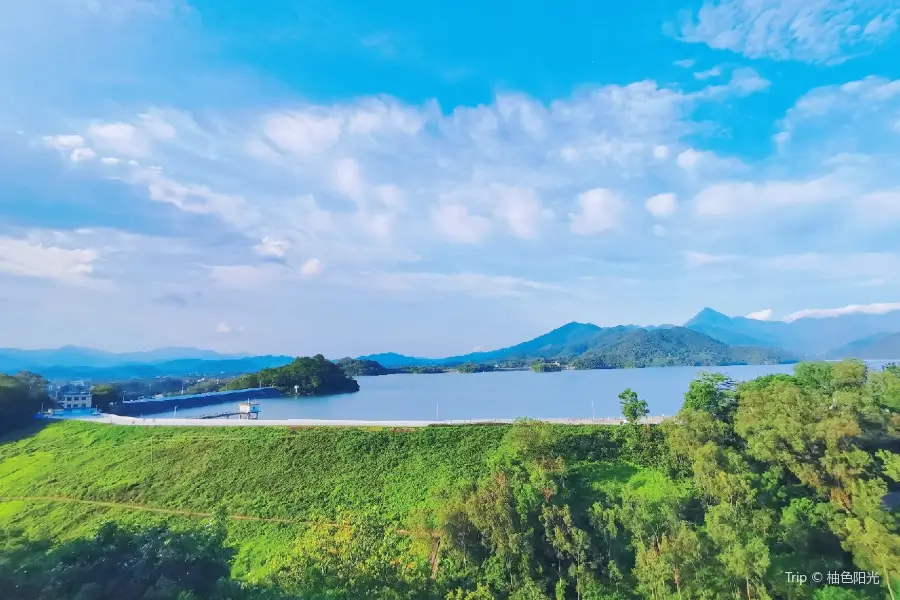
left=2, top=0, right=900, bottom=357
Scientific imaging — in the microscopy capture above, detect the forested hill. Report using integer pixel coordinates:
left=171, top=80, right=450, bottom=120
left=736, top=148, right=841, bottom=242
left=571, top=327, right=795, bottom=369
left=364, top=326, right=796, bottom=370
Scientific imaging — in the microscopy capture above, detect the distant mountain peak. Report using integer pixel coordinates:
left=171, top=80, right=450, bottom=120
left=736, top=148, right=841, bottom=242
left=684, top=307, right=733, bottom=327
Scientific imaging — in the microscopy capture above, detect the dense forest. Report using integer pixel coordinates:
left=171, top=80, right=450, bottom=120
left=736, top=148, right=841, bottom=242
left=0, top=372, right=45, bottom=435
left=335, top=357, right=393, bottom=376
left=570, top=327, right=793, bottom=369
left=531, top=360, right=563, bottom=372
left=224, top=354, right=360, bottom=396
left=0, top=360, right=897, bottom=599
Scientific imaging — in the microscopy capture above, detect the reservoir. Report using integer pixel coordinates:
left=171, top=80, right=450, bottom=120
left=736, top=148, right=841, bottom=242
left=141, top=363, right=823, bottom=421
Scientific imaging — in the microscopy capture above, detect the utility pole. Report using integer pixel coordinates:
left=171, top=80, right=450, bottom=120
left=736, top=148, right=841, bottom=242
left=173, top=406, right=178, bottom=418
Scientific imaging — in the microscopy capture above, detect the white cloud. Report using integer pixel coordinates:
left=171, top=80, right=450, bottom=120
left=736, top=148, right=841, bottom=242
left=331, top=158, right=365, bottom=201
left=87, top=122, right=146, bottom=155
left=43, top=134, right=86, bottom=150
left=139, top=169, right=261, bottom=229
left=208, top=264, right=282, bottom=289
left=0, top=237, right=99, bottom=284
left=375, top=184, right=406, bottom=210
left=784, top=301, right=900, bottom=322
left=775, top=76, right=900, bottom=148
left=254, top=236, right=289, bottom=258
left=683, top=251, right=737, bottom=267
left=694, top=66, right=722, bottom=80
left=261, top=99, right=425, bottom=156
left=264, top=112, right=343, bottom=155
left=678, top=0, right=900, bottom=64
left=645, top=193, right=678, bottom=218
left=432, top=204, right=492, bottom=244
left=361, top=271, right=563, bottom=297
left=490, top=185, right=550, bottom=239
left=674, top=59, right=696, bottom=68
left=653, top=145, right=671, bottom=160
left=137, top=112, right=177, bottom=140
left=101, top=156, right=121, bottom=165
left=746, top=308, right=773, bottom=321
left=569, top=188, right=626, bottom=235
left=70, top=147, right=96, bottom=162
left=215, top=322, right=232, bottom=334
left=300, top=258, right=324, bottom=277
left=693, top=175, right=852, bottom=218
left=676, top=148, right=703, bottom=168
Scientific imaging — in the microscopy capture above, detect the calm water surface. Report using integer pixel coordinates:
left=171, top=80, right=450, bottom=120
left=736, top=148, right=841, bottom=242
left=147, top=363, right=836, bottom=420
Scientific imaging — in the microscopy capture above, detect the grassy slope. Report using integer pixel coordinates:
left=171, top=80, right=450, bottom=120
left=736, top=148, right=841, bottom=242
left=0, top=421, right=653, bottom=581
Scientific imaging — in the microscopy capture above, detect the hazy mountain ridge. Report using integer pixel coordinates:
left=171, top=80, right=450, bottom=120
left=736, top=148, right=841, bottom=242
left=825, top=332, right=900, bottom=360
left=3, top=306, right=899, bottom=378
left=684, top=307, right=900, bottom=356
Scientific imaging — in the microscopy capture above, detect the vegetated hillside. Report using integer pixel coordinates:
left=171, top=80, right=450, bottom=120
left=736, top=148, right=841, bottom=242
left=572, top=327, right=795, bottom=369
left=224, top=355, right=359, bottom=395
left=360, top=323, right=637, bottom=367
left=1, top=361, right=897, bottom=599
left=826, top=331, right=900, bottom=359
left=0, top=420, right=654, bottom=588
left=335, top=357, right=393, bottom=376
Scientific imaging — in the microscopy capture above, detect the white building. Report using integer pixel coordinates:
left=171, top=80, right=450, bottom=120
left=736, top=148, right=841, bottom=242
left=50, top=383, right=94, bottom=410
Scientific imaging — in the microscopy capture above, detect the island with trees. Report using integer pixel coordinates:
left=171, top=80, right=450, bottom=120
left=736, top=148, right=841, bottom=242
left=455, top=362, right=496, bottom=373
left=224, top=354, right=360, bottom=395
left=531, top=359, right=563, bottom=372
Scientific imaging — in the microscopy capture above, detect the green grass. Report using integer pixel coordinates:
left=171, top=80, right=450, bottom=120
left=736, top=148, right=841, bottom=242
left=0, top=421, right=658, bottom=581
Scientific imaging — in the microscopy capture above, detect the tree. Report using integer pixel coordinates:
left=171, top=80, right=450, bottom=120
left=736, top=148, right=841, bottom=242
left=682, top=372, right=736, bottom=422
left=0, top=373, right=45, bottom=436
left=618, top=389, right=648, bottom=424
left=90, top=384, right=121, bottom=412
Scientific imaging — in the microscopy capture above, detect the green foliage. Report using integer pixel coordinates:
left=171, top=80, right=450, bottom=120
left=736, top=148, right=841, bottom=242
left=571, top=327, right=794, bottom=369
left=1, top=360, right=898, bottom=599
left=335, top=357, right=391, bottom=376
left=225, top=354, right=360, bottom=395
left=617, top=389, right=648, bottom=424
left=0, top=372, right=46, bottom=436
left=682, top=372, right=737, bottom=421
left=0, top=520, right=269, bottom=600
left=457, top=363, right=497, bottom=374
left=531, top=361, right=562, bottom=373
left=402, top=366, right=449, bottom=374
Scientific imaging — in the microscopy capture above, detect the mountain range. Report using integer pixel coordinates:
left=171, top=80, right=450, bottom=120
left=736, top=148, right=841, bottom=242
left=2, top=307, right=899, bottom=379
left=362, top=307, right=900, bottom=366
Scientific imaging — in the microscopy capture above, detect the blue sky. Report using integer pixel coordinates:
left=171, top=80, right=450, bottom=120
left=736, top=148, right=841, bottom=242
left=2, top=0, right=900, bottom=356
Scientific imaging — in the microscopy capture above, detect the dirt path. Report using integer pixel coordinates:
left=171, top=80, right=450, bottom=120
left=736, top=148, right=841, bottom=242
left=0, top=495, right=301, bottom=524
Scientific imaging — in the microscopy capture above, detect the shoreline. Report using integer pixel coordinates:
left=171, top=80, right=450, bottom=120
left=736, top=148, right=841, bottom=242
left=55, top=414, right=669, bottom=428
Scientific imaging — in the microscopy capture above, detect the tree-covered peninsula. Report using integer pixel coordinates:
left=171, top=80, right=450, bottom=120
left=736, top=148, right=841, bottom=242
left=224, top=354, right=360, bottom=395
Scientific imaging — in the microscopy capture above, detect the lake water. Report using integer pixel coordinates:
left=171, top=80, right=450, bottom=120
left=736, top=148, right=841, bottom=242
left=145, top=363, right=841, bottom=421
